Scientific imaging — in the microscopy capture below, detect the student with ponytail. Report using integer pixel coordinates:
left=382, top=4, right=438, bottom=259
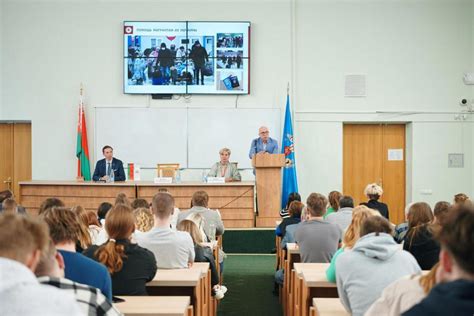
left=84, top=204, right=157, bottom=296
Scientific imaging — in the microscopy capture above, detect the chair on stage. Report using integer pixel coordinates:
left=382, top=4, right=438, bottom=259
left=156, top=163, right=180, bottom=179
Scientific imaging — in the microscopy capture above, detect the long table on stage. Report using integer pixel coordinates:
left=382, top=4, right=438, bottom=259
left=19, top=180, right=255, bottom=228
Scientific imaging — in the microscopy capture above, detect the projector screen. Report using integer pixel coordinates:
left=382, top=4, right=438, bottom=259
left=124, top=21, right=250, bottom=95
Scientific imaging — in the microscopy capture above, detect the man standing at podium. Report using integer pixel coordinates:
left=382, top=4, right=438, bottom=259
left=92, top=145, right=126, bottom=181
left=248, top=126, right=279, bottom=158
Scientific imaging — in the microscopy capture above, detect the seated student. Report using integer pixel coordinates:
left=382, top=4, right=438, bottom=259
left=98, top=202, right=113, bottom=225
left=360, top=183, right=390, bottom=220
left=35, top=240, right=121, bottom=315
left=71, top=205, right=93, bottom=252
left=115, top=192, right=131, bottom=207
left=324, top=191, right=342, bottom=219
left=1, top=198, right=24, bottom=215
left=177, top=219, right=227, bottom=300
left=178, top=190, right=224, bottom=239
left=0, top=190, right=26, bottom=214
left=453, top=192, right=469, bottom=205
left=276, top=201, right=303, bottom=237
left=131, top=198, right=149, bottom=210
left=295, top=193, right=342, bottom=263
left=403, top=204, right=474, bottom=315
left=135, top=192, right=195, bottom=269
left=0, top=214, right=82, bottom=315
left=40, top=206, right=113, bottom=300
left=365, top=263, right=439, bottom=316
left=325, top=195, right=354, bottom=231
left=394, top=202, right=414, bottom=243
left=280, top=192, right=301, bottom=218
left=432, top=201, right=450, bottom=226
left=336, top=216, right=421, bottom=316
left=280, top=204, right=309, bottom=249
left=403, top=202, right=440, bottom=270
left=84, top=205, right=157, bottom=296
left=85, top=209, right=102, bottom=244
left=157, top=188, right=181, bottom=229
left=326, top=206, right=380, bottom=283
left=38, top=197, right=65, bottom=215
left=133, top=207, right=154, bottom=233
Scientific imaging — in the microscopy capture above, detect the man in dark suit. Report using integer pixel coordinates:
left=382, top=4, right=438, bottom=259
left=92, top=145, right=126, bottom=181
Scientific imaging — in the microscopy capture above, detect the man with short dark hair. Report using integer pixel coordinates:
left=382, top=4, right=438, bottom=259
left=336, top=216, right=421, bottom=316
left=403, top=205, right=474, bottom=315
left=0, top=214, right=82, bottom=315
left=35, top=241, right=121, bottom=315
left=326, top=195, right=354, bottom=231
left=294, top=193, right=342, bottom=263
left=41, top=207, right=112, bottom=300
left=177, top=190, right=224, bottom=239
left=135, top=192, right=194, bottom=268
left=92, top=145, right=126, bottom=181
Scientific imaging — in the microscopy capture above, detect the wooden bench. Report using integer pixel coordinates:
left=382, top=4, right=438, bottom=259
left=300, top=268, right=339, bottom=316
left=114, top=296, right=193, bottom=316
left=309, top=298, right=348, bottom=316
left=146, top=267, right=204, bottom=316
left=283, top=243, right=301, bottom=316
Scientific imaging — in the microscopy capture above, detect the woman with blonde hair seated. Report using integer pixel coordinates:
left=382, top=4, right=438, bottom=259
left=326, top=205, right=380, bottom=282
left=361, top=183, right=390, bottom=219
left=177, top=219, right=227, bottom=299
left=207, top=148, right=241, bottom=182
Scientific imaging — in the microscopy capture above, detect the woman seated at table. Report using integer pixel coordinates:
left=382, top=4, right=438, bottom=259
left=207, top=148, right=241, bottom=182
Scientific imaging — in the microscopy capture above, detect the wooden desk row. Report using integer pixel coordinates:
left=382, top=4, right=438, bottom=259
left=19, top=180, right=255, bottom=228
left=280, top=243, right=346, bottom=316
left=114, top=262, right=216, bottom=316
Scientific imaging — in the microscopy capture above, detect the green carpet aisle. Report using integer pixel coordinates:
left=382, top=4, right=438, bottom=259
left=217, top=254, right=283, bottom=316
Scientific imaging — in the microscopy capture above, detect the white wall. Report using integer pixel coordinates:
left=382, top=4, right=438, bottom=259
left=1, top=0, right=291, bottom=180
left=2, top=0, right=474, bottom=207
left=0, top=0, right=3, bottom=118
left=294, top=0, right=474, bottom=206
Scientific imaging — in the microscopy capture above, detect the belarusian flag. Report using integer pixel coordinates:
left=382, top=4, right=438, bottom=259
left=76, top=93, right=91, bottom=180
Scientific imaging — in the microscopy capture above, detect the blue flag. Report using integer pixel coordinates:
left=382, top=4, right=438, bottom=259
left=281, top=94, right=298, bottom=209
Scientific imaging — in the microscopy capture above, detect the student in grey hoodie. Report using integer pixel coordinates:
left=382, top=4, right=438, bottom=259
left=335, top=216, right=421, bottom=316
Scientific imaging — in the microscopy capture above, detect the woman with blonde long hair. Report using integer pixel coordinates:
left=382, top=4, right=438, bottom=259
left=326, top=205, right=380, bottom=282
left=177, top=219, right=227, bottom=299
left=83, top=204, right=157, bottom=295
left=71, top=205, right=93, bottom=251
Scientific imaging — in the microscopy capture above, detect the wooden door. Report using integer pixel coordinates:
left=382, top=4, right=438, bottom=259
left=13, top=124, right=32, bottom=197
left=0, top=124, right=14, bottom=192
left=343, top=124, right=406, bottom=224
left=0, top=123, right=32, bottom=199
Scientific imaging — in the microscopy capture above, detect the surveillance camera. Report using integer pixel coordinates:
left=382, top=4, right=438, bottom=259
left=460, top=99, right=468, bottom=106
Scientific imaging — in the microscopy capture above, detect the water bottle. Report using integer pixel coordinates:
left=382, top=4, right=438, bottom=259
left=110, top=168, right=115, bottom=183
left=175, top=169, right=181, bottom=183
left=202, top=169, right=207, bottom=183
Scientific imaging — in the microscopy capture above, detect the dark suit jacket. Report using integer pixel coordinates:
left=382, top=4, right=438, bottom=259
left=92, top=157, right=126, bottom=181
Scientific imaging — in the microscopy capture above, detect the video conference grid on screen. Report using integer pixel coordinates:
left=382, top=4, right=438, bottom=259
left=124, top=21, right=250, bottom=95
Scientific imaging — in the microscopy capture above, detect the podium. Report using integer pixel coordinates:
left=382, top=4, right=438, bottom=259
left=252, top=153, right=285, bottom=227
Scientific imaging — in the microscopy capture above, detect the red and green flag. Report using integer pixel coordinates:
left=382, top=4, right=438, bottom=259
left=76, top=93, right=91, bottom=180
